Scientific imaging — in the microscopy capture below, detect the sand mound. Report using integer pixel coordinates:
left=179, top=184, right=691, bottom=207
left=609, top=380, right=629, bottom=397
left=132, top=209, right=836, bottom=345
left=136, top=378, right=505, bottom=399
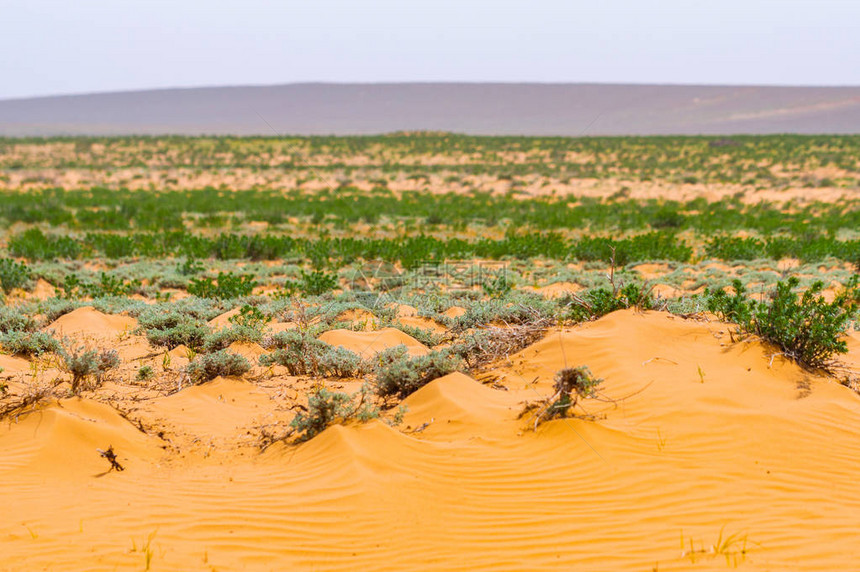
left=396, top=315, right=448, bottom=335
left=134, top=376, right=275, bottom=445
left=393, top=304, right=418, bottom=318
left=441, top=306, right=467, bottom=318
left=269, top=321, right=299, bottom=333
left=401, top=372, right=514, bottom=436
left=318, top=327, right=428, bottom=359
left=30, top=278, right=56, bottom=300
left=4, top=310, right=860, bottom=570
left=225, top=341, right=266, bottom=361
left=0, top=398, right=160, bottom=477
left=45, top=306, right=137, bottom=339
left=531, top=281, right=583, bottom=299
left=207, top=307, right=241, bottom=329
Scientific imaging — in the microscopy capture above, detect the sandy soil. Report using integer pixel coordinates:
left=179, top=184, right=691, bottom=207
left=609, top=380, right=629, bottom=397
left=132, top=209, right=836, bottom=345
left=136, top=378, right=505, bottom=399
left=2, top=309, right=860, bottom=570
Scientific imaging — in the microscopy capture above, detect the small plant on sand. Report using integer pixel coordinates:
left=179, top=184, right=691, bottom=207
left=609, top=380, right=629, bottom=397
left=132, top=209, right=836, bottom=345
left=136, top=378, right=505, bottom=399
left=228, top=304, right=268, bottom=329
left=290, top=383, right=393, bottom=442
left=563, top=282, right=654, bottom=322
left=135, top=365, right=154, bottom=382
left=680, top=527, right=752, bottom=567
left=61, top=347, right=121, bottom=394
left=522, top=366, right=604, bottom=430
left=184, top=349, right=251, bottom=384
left=374, top=346, right=461, bottom=398
left=707, top=276, right=859, bottom=370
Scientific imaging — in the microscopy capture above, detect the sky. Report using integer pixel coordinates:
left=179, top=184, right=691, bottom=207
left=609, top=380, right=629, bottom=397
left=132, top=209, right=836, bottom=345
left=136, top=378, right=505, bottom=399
left=2, top=0, right=859, bottom=100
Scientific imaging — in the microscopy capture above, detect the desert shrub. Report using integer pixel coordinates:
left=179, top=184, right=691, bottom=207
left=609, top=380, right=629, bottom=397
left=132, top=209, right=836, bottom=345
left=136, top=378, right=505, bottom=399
left=393, top=324, right=445, bottom=347
left=146, top=321, right=210, bottom=350
left=454, top=297, right=554, bottom=330
left=135, top=364, right=154, bottom=381
left=137, top=307, right=212, bottom=350
left=374, top=346, right=461, bottom=398
left=0, top=258, right=32, bottom=294
left=706, top=277, right=859, bottom=369
left=289, top=269, right=338, bottom=296
left=563, top=282, right=654, bottom=322
left=0, top=307, right=37, bottom=333
left=259, top=332, right=365, bottom=378
left=316, top=346, right=366, bottom=378
left=228, top=304, right=268, bottom=329
left=184, top=350, right=251, bottom=384
left=290, top=384, right=382, bottom=442
left=522, top=366, right=604, bottom=429
left=61, top=347, right=120, bottom=394
left=450, top=323, right=548, bottom=369
left=187, top=272, right=258, bottom=299
left=203, top=325, right=264, bottom=352
left=0, top=331, right=62, bottom=356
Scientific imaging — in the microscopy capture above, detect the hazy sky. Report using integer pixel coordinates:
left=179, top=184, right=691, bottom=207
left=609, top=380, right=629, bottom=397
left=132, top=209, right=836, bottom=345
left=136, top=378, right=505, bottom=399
left=2, top=0, right=859, bottom=99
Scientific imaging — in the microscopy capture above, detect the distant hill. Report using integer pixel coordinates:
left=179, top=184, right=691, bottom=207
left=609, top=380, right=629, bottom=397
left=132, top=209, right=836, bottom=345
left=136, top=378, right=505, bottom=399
left=1, top=83, right=859, bottom=136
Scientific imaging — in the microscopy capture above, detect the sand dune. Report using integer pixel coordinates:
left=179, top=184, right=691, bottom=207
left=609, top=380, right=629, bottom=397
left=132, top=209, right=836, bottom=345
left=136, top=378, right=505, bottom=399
left=45, top=306, right=137, bottom=339
left=1, top=310, right=860, bottom=570
left=3, top=83, right=860, bottom=136
left=318, top=327, right=428, bottom=359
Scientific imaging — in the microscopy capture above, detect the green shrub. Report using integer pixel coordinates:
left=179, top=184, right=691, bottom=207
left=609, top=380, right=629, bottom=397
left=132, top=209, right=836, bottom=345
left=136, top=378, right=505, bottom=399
left=374, top=346, right=461, bottom=398
left=187, top=272, right=258, bottom=299
left=707, top=277, right=859, bottom=369
left=0, top=331, right=62, bottom=356
left=136, top=365, right=155, bottom=381
left=279, top=269, right=339, bottom=297
left=185, top=350, right=251, bottom=383
left=228, top=304, right=268, bottom=329
left=0, top=259, right=32, bottom=294
left=8, top=229, right=83, bottom=260
left=203, top=325, right=264, bottom=352
left=563, top=282, right=654, bottom=322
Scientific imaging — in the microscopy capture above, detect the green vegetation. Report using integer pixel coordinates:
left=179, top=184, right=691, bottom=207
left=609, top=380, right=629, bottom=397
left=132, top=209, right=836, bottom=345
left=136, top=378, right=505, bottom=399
left=185, top=349, right=251, bottom=383
left=374, top=346, right=461, bottom=398
left=0, top=259, right=32, bottom=294
left=707, top=277, right=859, bottom=369
left=61, top=347, right=120, bottom=394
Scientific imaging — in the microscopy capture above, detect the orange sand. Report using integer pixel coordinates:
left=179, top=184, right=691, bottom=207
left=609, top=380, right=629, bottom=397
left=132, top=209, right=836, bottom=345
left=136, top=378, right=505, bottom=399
left=1, top=310, right=860, bottom=570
